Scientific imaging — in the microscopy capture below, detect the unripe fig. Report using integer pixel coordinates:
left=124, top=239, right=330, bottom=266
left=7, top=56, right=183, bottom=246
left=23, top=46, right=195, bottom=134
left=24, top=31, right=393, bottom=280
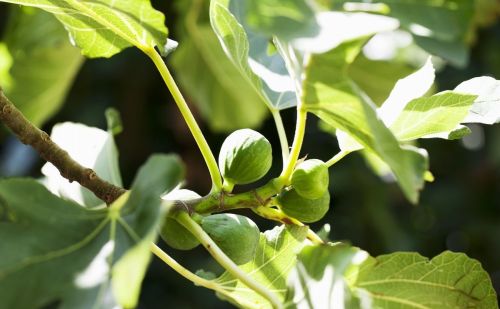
left=160, top=189, right=201, bottom=250
left=277, top=189, right=330, bottom=223
left=201, top=213, right=260, bottom=265
left=218, top=129, right=272, bottom=185
left=291, top=159, right=329, bottom=199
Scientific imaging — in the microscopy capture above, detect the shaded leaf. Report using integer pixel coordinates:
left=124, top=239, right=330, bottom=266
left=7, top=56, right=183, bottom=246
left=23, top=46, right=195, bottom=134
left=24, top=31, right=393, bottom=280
left=1, top=7, right=84, bottom=126
left=0, top=0, right=168, bottom=58
left=214, top=225, right=308, bottom=309
left=349, top=55, right=416, bottom=106
left=0, top=154, right=184, bottom=308
left=351, top=251, right=499, bottom=308
left=332, top=0, right=475, bottom=66
left=170, top=1, right=268, bottom=132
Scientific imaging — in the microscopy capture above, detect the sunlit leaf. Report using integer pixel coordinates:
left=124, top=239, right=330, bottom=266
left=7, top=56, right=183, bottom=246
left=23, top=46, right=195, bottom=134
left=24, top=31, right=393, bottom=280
left=285, top=244, right=371, bottom=309
left=0, top=154, right=184, bottom=308
left=214, top=225, right=308, bottom=309
left=0, top=0, right=168, bottom=58
left=41, top=122, right=122, bottom=208
left=390, top=91, right=477, bottom=141
left=350, top=251, right=499, bottom=308
left=456, top=76, right=500, bottom=125
left=304, top=38, right=428, bottom=203
left=210, top=0, right=297, bottom=110
left=1, top=7, right=84, bottom=126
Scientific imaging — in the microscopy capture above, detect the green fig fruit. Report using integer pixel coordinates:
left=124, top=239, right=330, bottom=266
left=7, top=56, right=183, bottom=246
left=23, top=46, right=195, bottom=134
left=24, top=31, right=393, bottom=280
left=219, top=129, right=272, bottom=186
left=201, top=213, right=260, bottom=265
left=291, top=159, right=329, bottom=199
left=277, top=189, right=330, bottom=223
left=160, top=189, right=201, bottom=250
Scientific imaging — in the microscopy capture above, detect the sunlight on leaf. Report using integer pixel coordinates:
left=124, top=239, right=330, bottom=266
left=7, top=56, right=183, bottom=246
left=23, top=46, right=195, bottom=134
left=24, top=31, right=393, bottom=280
left=0, top=154, right=183, bottom=308
left=213, top=225, right=308, bottom=309
left=0, top=0, right=168, bottom=58
left=350, top=251, right=499, bottom=308
left=41, top=122, right=122, bottom=208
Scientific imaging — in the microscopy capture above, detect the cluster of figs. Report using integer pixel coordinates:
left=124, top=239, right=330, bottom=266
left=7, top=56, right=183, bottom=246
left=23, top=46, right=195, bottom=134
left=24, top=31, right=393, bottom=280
left=160, top=129, right=330, bottom=265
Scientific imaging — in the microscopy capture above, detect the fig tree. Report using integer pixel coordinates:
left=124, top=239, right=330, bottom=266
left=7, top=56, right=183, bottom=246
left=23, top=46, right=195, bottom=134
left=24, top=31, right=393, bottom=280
left=218, top=129, right=272, bottom=186
left=277, top=189, right=330, bottom=223
left=291, top=159, right=329, bottom=199
left=201, top=213, right=260, bottom=265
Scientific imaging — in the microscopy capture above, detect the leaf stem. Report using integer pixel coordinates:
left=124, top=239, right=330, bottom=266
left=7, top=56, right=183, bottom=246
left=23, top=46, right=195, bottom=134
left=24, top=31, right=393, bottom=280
left=176, top=212, right=283, bottom=309
left=279, top=107, right=307, bottom=184
left=145, top=49, right=223, bottom=192
left=150, top=243, right=234, bottom=296
left=271, top=110, right=289, bottom=168
left=326, top=150, right=351, bottom=167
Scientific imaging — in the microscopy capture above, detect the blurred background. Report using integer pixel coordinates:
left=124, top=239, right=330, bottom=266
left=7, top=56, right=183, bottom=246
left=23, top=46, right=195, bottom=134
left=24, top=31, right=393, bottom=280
left=0, top=1, right=499, bottom=308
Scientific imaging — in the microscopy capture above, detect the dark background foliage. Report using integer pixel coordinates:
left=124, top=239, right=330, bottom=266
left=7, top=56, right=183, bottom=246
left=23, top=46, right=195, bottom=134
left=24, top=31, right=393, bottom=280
left=0, top=1, right=499, bottom=308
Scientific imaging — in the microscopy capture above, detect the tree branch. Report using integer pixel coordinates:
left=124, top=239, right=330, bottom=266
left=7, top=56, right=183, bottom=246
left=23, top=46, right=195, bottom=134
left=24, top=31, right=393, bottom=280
left=0, top=87, right=126, bottom=204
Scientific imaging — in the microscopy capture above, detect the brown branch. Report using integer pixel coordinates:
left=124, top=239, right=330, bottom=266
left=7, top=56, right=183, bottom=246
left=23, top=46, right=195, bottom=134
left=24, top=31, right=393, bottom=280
left=0, top=87, right=126, bottom=204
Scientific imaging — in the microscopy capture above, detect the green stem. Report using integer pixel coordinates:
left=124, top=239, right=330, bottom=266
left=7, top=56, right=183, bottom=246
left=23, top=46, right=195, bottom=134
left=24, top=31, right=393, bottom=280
left=145, top=49, right=223, bottom=192
left=271, top=110, right=289, bottom=168
left=150, top=243, right=238, bottom=298
left=191, top=178, right=282, bottom=214
left=176, top=212, right=283, bottom=309
left=326, top=150, right=351, bottom=167
left=279, top=108, right=307, bottom=184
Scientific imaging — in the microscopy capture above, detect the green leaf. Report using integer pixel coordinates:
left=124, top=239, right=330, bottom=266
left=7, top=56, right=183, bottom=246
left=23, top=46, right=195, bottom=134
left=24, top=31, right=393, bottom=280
left=42, top=122, right=122, bottom=208
left=351, top=251, right=499, bottom=308
left=303, top=38, right=428, bottom=203
left=0, top=154, right=184, bottom=309
left=241, top=0, right=318, bottom=41
left=210, top=0, right=297, bottom=110
left=1, top=7, right=84, bottom=126
left=285, top=244, right=371, bottom=309
left=170, top=1, right=268, bottom=132
left=214, top=225, right=308, bottom=309
left=456, top=76, right=500, bottom=125
left=349, top=56, right=416, bottom=106
left=332, top=0, right=475, bottom=66
left=0, top=0, right=168, bottom=58
left=378, top=58, right=435, bottom=127
left=390, top=91, right=477, bottom=141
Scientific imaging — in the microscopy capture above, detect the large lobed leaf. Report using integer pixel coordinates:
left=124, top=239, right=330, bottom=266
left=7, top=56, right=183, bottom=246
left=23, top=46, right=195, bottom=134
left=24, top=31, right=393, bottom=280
left=285, top=245, right=498, bottom=309
left=0, top=7, right=84, bottom=126
left=351, top=251, right=499, bottom=308
left=0, top=0, right=168, bottom=58
left=0, top=154, right=184, bottom=309
left=214, top=225, right=308, bottom=309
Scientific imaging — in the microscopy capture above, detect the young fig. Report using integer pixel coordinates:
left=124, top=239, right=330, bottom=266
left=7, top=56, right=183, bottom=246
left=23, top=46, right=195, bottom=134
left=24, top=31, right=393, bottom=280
left=201, top=213, right=260, bottom=265
left=291, top=159, right=329, bottom=199
left=159, top=189, right=201, bottom=250
left=277, top=189, right=330, bottom=223
left=218, top=129, right=272, bottom=186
